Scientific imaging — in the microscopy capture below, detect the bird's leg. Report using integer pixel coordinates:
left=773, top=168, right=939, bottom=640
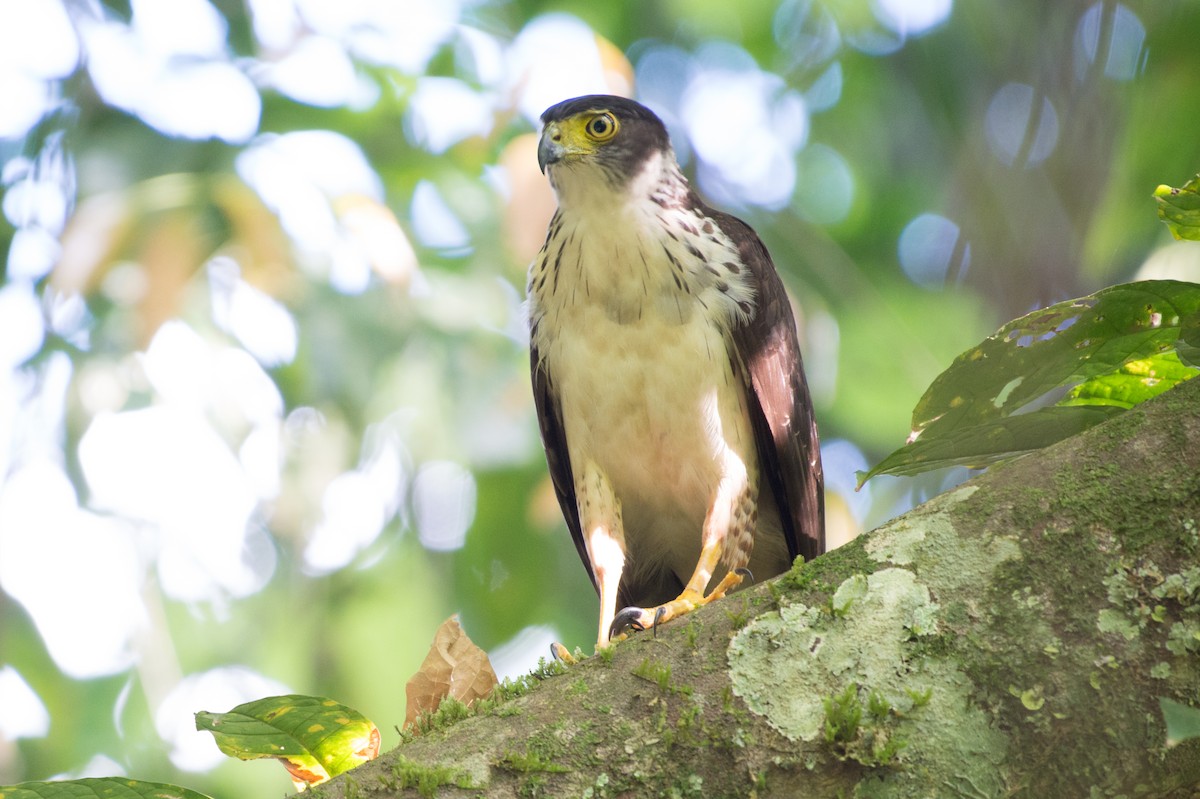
left=611, top=462, right=756, bottom=638
left=552, top=461, right=626, bottom=654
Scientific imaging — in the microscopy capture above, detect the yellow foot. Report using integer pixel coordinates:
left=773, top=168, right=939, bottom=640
left=550, top=642, right=581, bottom=665
left=551, top=640, right=626, bottom=664
left=608, top=569, right=747, bottom=640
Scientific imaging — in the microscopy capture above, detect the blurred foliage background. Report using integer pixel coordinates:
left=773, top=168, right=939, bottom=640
left=1, top=0, right=1198, bottom=796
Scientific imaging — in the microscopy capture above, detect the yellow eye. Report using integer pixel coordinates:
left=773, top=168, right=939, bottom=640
left=584, top=112, right=618, bottom=141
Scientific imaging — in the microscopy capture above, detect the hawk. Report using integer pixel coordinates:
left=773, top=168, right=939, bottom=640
left=527, top=95, right=824, bottom=649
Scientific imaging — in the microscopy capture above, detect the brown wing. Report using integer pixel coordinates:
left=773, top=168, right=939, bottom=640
left=530, top=334, right=597, bottom=593
left=710, top=209, right=825, bottom=562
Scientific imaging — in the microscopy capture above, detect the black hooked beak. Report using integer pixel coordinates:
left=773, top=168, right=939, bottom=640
left=537, top=126, right=564, bottom=174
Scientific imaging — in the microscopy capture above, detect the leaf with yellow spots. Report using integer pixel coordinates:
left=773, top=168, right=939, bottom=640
left=404, top=616, right=498, bottom=730
left=0, top=778, right=211, bottom=799
left=195, top=695, right=380, bottom=791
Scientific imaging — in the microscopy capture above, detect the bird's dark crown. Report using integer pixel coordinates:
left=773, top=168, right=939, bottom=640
left=540, top=95, right=666, bottom=131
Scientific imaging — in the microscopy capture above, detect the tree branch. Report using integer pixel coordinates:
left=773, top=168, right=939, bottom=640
left=314, top=377, right=1200, bottom=798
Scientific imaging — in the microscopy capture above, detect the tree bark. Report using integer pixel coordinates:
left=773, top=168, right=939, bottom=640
left=314, top=377, right=1200, bottom=799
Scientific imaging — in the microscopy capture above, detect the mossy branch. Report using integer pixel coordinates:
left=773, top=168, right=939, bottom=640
left=311, top=377, right=1200, bottom=798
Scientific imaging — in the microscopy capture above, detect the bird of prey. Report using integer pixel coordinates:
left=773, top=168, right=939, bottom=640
left=527, top=95, right=824, bottom=649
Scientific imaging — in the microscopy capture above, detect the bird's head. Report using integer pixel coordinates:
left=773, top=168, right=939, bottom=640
left=537, top=95, right=677, bottom=204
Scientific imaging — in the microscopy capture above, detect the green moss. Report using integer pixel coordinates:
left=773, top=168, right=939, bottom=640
left=632, top=657, right=672, bottom=691
left=823, top=683, right=863, bottom=744
left=406, top=696, right=473, bottom=738
left=684, top=620, right=701, bottom=649
left=515, top=773, right=548, bottom=798
left=724, top=597, right=752, bottom=629
left=782, top=534, right=880, bottom=598
left=631, top=657, right=695, bottom=699
left=765, top=579, right=787, bottom=609
left=820, top=683, right=909, bottom=768
left=389, top=756, right=475, bottom=798
left=904, top=686, right=933, bottom=708
left=495, top=750, right=570, bottom=774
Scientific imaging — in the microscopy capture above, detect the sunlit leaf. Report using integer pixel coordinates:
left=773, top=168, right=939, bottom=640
left=859, top=280, right=1200, bottom=485
left=195, top=695, right=380, bottom=790
left=0, top=778, right=211, bottom=799
left=1154, top=175, right=1200, bottom=241
left=1161, top=697, right=1200, bottom=747
left=404, top=616, right=498, bottom=729
left=1062, top=351, right=1195, bottom=408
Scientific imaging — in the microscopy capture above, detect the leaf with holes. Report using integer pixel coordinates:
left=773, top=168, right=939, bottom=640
left=1154, top=175, right=1200, bottom=241
left=195, top=695, right=380, bottom=790
left=0, top=778, right=212, bottom=799
left=859, top=280, right=1200, bottom=486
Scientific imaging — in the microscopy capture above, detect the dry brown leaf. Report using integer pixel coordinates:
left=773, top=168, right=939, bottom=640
left=404, top=616, right=498, bottom=729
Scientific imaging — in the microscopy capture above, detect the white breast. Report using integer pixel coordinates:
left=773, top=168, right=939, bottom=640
left=528, top=195, right=758, bottom=587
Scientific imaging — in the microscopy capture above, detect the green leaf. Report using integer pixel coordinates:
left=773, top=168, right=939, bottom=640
left=860, top=405, right=1123, bottom=482
left=1061, top=351, right=1196, bottom=409
left=1160, top=697, right=1200, bottom=747
left=195, top=694, right=380, bottom=788
left=1154, top=175, right=1200, bottom=240
left=860, top=280, right=1200, bottom=485
left=0, top=778, right=211, bottom=799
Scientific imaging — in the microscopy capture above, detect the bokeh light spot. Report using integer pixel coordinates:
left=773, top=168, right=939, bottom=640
left=985, top=82, right=1059, bottom=168
left=1074, top=3, right=1145, bottom=82
left=208, top=257, right=299, bottom=368
left=413, top=460, right=476, bottom=552
left=411, top=180, right=471, bottom=252
left=794, top=144, right=854, bottom=224
left=0, top=460, right=147, bottom=678
left=488, top=625, right=559, bottom=682
left=0, top=665, right=51, bottom=739
left=874, top=0, right=954, bottom=36
left=408, top=78, right=495, bottom=154
left=260, top=35, right=361, bottom=108
left=898, top=212, right=970, bottom=288
left=0, top=284, right=45, bottom=369
left=774, top=0, right=842, bottom=71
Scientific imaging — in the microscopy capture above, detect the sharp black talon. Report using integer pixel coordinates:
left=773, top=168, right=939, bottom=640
left=735, top=567, right=755, bottom=584
left=610, top=606, right=647, bottom=639
left=651, top=606, right=667, bottom=638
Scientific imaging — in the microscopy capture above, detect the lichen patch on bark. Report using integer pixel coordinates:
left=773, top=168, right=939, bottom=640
left=729, top=566, right=1011, bottom=793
